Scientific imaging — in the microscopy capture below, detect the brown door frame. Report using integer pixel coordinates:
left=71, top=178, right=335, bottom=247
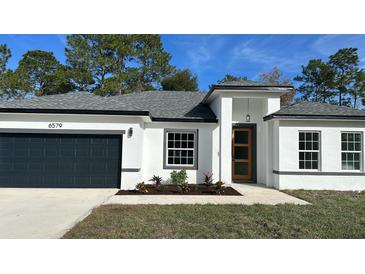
left=232, top=123, right=257, bottom=183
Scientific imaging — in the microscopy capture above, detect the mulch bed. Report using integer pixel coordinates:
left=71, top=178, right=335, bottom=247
left=115, top=184, right=242, bottom=196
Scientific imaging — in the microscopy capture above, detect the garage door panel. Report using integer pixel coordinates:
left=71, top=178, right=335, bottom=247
left=58, top=161, right=74, bottom=171
left=0, top=133, right=121, bottom=188
left=75, top=162, right=90, bottom=172
left=76, top=138, right=90, bottom=144
left=29, top=151, right=44, bottom=159
left=46, top=138, right=59, bottom=145
left=13, top=148, right=27, bottom=156
left=28, top=162, right=43, bottom=170
left=0, top=163, right=12, bottom=171
left=13, top=162, right=27, bottom=170
left=90, top=175, right=106, bottom=184
left=45, top=162, right=58, bottom=171
left=29, top=137, right=44, bottom=143
left=28, top=175, right=44, bottom=184
left=45, top=149, right=58, bottom=157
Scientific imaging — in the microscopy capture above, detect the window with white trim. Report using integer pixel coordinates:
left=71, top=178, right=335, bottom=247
left=164, top=129, right=198, bottom=169
left=341, top=132, right=362, bottom=170
left=299, top=131, right=320, bottom=170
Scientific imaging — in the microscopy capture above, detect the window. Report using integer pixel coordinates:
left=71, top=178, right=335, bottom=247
left=299, top=131, right=320, bottom=170
left=164, top=129, right=198, bottom=169
left=341, top=132, right=362, bottom=170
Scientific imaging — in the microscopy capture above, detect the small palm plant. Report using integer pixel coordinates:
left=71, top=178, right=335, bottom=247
left=203, top=172, right=213, bottom=185
left=149, top=175, right=163, bottom=187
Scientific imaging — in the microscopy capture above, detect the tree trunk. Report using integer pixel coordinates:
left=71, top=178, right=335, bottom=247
left=339, top=89, right=342, bottom=106
left=353, top=95, right=358, bottom=109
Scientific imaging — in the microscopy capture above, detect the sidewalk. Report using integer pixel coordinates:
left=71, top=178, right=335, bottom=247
left=104, top=183, right=309, bottom=205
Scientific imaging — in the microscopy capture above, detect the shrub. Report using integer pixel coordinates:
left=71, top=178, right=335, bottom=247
left=170, top=170, right=188, bottom=185
left=203, top=172, right=213, bottom=185
left=215, top=181, right=225, bottom=195
left=177, top=182, right=191, bottom=193
left=171, top=170, right=190, bottom=193
left=149, top=175, right=163, bottom=186
left=135, top=181, right=148, bottom=193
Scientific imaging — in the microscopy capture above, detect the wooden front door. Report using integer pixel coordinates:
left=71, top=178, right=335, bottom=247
left=232, top=128, right=252, bottom=180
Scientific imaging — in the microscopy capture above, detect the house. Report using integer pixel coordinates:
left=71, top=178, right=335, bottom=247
left=0, top=80, right=365, bottom=191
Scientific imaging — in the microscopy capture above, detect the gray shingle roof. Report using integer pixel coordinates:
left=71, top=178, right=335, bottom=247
left=202, top=79, right=294, bottom=103
left=0, top=91, right=217, bottom=122
left=215, top=79, right=292, bottom=87
left=264, top=101, right=365, bottom=121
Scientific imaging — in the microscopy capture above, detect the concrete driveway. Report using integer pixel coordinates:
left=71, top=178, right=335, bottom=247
left=0, top=188, right=117, bottom=239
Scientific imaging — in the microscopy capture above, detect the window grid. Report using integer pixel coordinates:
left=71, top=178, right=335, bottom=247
left=299, top=131, right=320, bottom=170
left=166, top=132, right=195, bottom=167
left=341, top=132, right=362, bottom=171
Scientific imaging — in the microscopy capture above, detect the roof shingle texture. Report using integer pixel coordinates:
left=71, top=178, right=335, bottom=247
left=215, top=79, right=292, bottom=87
left=0, top=91, right=217, bottom=121
left=270, top=101, right=365, bottom=117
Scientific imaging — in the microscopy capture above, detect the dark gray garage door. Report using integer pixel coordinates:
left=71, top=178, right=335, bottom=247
left=0, top=133, right=122, bottom=188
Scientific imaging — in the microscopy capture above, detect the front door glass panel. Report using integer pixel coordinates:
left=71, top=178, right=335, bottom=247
left=232, top=128, right=252, bottom=180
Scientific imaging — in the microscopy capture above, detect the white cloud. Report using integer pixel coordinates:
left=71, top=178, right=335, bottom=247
left=181, top=35, right=226, bottom=71
left=229, top=40, right=307, bottom=74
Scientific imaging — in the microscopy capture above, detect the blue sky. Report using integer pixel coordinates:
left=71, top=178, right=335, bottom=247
left=1, top=34, right=365, bottom=91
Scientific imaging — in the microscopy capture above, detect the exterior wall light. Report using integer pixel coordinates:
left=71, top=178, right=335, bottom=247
left=245, top=98, right=251, bottom=122
left=127, top=127, right=133, bottom=138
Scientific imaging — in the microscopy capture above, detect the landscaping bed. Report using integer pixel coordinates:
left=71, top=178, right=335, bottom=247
left=115, top=184, right=242, bottom=196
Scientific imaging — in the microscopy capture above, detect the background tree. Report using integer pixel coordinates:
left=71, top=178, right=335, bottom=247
left=128, top=34, right=173, bottom=92
left=15, top=50, right=72, bottom=96
left=0, top=44, right=11, bottom=76
left=0, top=70, right=25, bottom=99
left=0, top=44, right=24, bottom=99
left=294, top=59, right=335, bottom=103
left=161, top=69, right=198, bottom=91
left=352, top=69, right=365, bottom=109
left=295, top=48, right=364, bottom=108
left=65, top=34, right=173, bottom=95
left=259, top=66, right=294, bottom=106
left=216, top=74, right=248, bottom=84
left=328, top=48, right=359, bottom=106
left=66, top=34, right=132, bottom=95
left=209, top=74, right=248, bottom=90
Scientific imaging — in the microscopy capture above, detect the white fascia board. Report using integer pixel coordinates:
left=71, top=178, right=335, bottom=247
left=0, top=112, right=152, bottom=122
left=206, top=89, right=284, bottom=104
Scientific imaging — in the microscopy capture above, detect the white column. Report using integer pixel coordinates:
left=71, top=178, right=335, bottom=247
left=219, top=97, right=232, bottom=183
left=266, top=97, right=280, bottom=115
left=263, top=97, right=280, bottom=187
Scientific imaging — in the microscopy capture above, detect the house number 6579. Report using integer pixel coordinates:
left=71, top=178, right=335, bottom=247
left=48, top=123, right=63, bottom=129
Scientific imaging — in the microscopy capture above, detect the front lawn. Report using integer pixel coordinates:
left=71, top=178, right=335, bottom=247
left=63, top=190, right=365, bottom=239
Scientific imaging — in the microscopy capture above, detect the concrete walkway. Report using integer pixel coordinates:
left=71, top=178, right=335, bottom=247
left=105, top=183, right=309, bottom=205
left=0, top=188, right=117, bottom=239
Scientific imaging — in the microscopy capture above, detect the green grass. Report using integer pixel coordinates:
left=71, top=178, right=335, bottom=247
left=63, top=190, right=365, bottom=239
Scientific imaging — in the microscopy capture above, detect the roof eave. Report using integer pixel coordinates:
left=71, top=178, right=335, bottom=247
left=151, top=117, right=218, bottom=123
left=0, top=108, right=151, bottom=117
left=202, top=85, right=294, bottom=104
left=264, top=114, right=365, bottom=121
left=0, top=108, right=218, bottom=123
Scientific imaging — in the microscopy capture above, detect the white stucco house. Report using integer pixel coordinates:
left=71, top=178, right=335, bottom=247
left=0, top=80, right=365, bottom=191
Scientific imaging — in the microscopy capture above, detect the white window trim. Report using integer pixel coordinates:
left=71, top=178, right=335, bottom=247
left=298, top=130, right=321, bottom=171
left=163, top=129, right=198, bottom=170
left=341, top=131, right=363, bottom=172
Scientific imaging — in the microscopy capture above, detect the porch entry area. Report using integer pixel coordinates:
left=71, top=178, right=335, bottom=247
left=232, top=124, right=256, bottom=182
